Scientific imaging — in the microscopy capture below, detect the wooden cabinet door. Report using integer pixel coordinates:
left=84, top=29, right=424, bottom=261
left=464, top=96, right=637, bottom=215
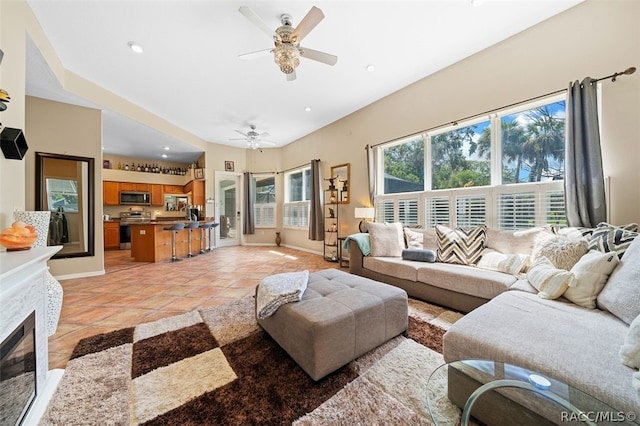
left=150, top=184, right=164, bottom=206
left=192, top=180, right=205, bottom=205
left=135, top=183, right=150, bottom=192
left=103, top=181, right=120, bottom=205
left=164, top=185, right=184, bottom=194
left=119, top=182, right=136, bottom=191
left=104, top=223, right=120, bottom=249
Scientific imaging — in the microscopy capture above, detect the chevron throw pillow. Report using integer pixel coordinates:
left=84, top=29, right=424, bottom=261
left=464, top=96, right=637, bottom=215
left=588, top=222, right=639, bottom=260
left=436, top=225, right=487, bottom=265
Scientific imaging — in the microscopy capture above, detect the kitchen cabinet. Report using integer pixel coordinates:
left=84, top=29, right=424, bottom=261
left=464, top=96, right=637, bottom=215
left=150, top=184, right=164, bottom=206
left=103, top=181, right=120, bottom=205
left=184, top=180, right=205, bottom=205
left=164, top=185, right=184, bottom=194
left=120, top=182, right=150, bottom=192
left=103, top=221, right=120, bottom=250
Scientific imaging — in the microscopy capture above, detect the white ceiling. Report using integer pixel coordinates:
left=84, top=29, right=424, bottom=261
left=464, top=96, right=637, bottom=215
left=25, top=1, right=581, bottom=164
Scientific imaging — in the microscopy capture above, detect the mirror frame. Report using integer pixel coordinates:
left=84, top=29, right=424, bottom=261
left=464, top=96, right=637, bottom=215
left=35, top=152, right=95, bottom=259
left=330, top=163, right=350, bottom=204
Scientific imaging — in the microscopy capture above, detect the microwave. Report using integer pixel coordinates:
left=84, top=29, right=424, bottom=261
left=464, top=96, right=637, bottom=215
left=120, top=191, right=151, bottom=205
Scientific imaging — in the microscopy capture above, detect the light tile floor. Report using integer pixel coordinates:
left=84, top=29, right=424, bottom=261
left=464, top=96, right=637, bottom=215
left=48, top=246, right=338, bottom=369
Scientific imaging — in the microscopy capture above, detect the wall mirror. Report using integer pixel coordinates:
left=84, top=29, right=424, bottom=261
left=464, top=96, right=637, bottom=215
left=36, top=152, right=95, bottom=259
left=330, top=163, right=350, bottom=204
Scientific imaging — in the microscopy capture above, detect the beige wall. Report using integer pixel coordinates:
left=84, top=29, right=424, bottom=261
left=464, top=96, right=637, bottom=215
left=277, top=0, right=640, bottom=253
left=25, top=96, right=104, bottom=277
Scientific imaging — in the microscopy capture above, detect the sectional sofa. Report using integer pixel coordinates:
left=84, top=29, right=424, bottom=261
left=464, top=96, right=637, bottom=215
left=347, top=223, right=640, bottom=423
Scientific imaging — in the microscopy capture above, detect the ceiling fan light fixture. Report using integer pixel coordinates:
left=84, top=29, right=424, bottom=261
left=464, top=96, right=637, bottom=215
left=127, top=41, right=144, bottom=54
left=274, top=43, right=300, bottom=74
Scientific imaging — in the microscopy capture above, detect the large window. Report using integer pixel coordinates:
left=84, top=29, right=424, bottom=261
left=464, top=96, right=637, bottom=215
left=375, top=95, right=567, bottom=230
left=283, top=167, right=311, bottom=229
left=253, top=174, right=276, bottom=227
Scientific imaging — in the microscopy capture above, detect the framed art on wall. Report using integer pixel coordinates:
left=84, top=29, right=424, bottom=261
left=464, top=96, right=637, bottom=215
left=194, top=168, right=204, bottom=179
left=225, top=161, right=234, bottom=172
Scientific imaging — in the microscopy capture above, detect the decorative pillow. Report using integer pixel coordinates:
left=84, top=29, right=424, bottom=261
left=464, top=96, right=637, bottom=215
left=554, top=226, right=594, bottom=240
left=526, top=256, right=576, bottom=299
left=620, top=314, right=640, bottom=369
left=367, top=222, right=405, bottom=257
left=564, top=250, right=620, bottom=309
left=531, top=233, right=588, bottom=270
left=402, top=249, right=436, bottom=263
left=597, top=236, right=640, bottom=325
left=477, top=249, right=529, bottom=275
left=403, top=227, right=424, bottom=249
left=435, top=225, right=486, bottom=265
left=588, top=222, right=639, bottom=260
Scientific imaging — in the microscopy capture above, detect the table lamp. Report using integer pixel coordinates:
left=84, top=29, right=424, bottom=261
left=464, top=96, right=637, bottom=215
left=354, top=207, right=375, bottom=233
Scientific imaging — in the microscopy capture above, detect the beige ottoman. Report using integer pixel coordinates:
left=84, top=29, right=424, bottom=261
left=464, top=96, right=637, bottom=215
left=257, top=269, right=408, bottom=381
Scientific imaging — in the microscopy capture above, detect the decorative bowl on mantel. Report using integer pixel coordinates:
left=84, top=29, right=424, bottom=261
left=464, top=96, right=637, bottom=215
left=0, top=221, right=38, bottom=251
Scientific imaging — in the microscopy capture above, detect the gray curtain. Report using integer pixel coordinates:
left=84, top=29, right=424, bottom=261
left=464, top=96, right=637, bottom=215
left=366, top=144, right=376, bottom=205
left=243, top=172, right=255, bottom=234
left=564, top=77, right=607, bottom=227
left=308, top=159, right=324, bottom=240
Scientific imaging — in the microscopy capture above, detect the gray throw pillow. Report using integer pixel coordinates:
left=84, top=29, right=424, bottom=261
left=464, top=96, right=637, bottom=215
left=402, top=249, right=436, bottom=263
left=597, top=236, right=640, bottom=325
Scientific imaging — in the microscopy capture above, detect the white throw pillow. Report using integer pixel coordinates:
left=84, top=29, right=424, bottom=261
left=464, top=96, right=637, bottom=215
left=564, top=250, right=620, bottom=309
left=477, top=249, right=529, bottom=275
left=526, top=256, right=576, bottom=299
left=620, top=314, right=640, bottom=369
left=368, top=222, right=405, bottom=257
left=403, top=227, right=423, bottom=249
left=531, top=233, right=588, bottom=271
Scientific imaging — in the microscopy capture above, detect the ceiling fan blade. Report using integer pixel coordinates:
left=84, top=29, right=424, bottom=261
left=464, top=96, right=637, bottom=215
left=260, top=140, right=276, bottom=146
left=234, top=130, right=249, bottom=137
left=291, top=6, right=324, bottom=43
left=238, top=48, right=273, bottom=61
left=300, top=47, right=337, bottom=66
left=286, top=71, right=297, bottom=81
left=258, top=132, right=270, bottom=138
left=239, top=6, right=278, bottom=40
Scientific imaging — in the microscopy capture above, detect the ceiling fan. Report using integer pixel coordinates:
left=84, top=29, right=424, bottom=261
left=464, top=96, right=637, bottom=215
left=231, top=125, right=276, bottom=150
left=238, top=5, right=337, bottom=81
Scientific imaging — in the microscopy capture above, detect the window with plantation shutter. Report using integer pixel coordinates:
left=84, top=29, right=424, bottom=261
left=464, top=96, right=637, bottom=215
left=546, top=190, right=567, bottom=227
left=283, top=167, right=310, bottom=229
left=253, top=174, right=276, bottom=227
left=283, top=202, right=308, bottom=229
left=456, top=194, right=486, bottom=227
left=375, top=199, right=395, bottom=223
left=425, top=197, right=450, bottom=228
left=398, top=199, right=419, bottom=226
left=497, top=192, right=536, bottom=229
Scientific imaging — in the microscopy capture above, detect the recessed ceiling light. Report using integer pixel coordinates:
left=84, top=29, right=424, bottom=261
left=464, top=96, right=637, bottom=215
left=366, top=64, right=376, bottom=72
left=471, top=0, right=484, bottom=6
left=127, top=41, right=144, bottom=54
left=163, top=146, right=170, bottom=151
left=304, top=106, right=312, bottom=112
left=161, top=154, right=168, bottom=158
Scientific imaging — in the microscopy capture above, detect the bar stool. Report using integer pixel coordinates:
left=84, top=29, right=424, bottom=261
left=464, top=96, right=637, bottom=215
left=185, top=221, right=200, bottom=258
left=199, top=222, right=212, bottom=254
left=200, top=222, right=219, bottom=253
left=164, top=223, right=185, bottom=262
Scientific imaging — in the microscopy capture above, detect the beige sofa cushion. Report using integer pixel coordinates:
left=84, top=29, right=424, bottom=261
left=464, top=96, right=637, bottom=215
left=363, top=256, right=419, bottom=282
left=526, top=256, right=576, bottom=299
left=443, top=291, right=636, bottom=415
left=416, top=262, right=515, bottom=300
left=564, top=250, right=619, bottom=309
left=485, top=227, right=550, bottom=255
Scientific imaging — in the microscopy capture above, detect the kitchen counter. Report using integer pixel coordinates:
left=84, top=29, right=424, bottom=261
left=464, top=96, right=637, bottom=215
left=129, top=221, right=214, bottom=262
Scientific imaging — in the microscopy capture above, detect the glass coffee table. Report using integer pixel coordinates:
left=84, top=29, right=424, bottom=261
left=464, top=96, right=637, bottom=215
left=426, top=359, right=639, bottom=426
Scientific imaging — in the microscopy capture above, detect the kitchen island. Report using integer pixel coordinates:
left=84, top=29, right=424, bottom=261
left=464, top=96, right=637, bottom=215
left=129, top=221, right=214, bottom=262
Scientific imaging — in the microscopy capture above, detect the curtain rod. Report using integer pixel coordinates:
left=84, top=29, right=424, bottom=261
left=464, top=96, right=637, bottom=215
left=276, top=159, right=320, bottom=174
left=368, top=66, right=636, bottom=149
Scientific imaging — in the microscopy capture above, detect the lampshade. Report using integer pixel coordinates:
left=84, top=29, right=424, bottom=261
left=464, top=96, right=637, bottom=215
left=354, top=207, right=375, bottom=219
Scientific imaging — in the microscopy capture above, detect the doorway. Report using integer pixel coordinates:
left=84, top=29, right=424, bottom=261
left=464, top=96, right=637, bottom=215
left=216, top=172, right=241, bottom=247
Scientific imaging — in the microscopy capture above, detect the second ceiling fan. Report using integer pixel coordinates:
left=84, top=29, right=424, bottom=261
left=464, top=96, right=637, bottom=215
left=238, top=5, right=337, bottom=81
left=231, top=125, right=276, bottom=150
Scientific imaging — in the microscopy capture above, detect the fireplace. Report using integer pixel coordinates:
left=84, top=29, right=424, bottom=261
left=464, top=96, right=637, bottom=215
left=0, top=311, right=36, bottom=426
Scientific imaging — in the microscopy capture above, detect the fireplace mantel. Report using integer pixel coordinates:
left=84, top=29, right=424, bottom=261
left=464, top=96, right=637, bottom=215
left=0, top=246, right=61, bottom=425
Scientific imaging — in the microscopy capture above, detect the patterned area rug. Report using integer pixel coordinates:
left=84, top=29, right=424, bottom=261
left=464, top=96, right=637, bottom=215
left=41, top=297, right=464, bottom=425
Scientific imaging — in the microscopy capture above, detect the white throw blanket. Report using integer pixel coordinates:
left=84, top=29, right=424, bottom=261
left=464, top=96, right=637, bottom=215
left=256, top=270, right=309, bottom=320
